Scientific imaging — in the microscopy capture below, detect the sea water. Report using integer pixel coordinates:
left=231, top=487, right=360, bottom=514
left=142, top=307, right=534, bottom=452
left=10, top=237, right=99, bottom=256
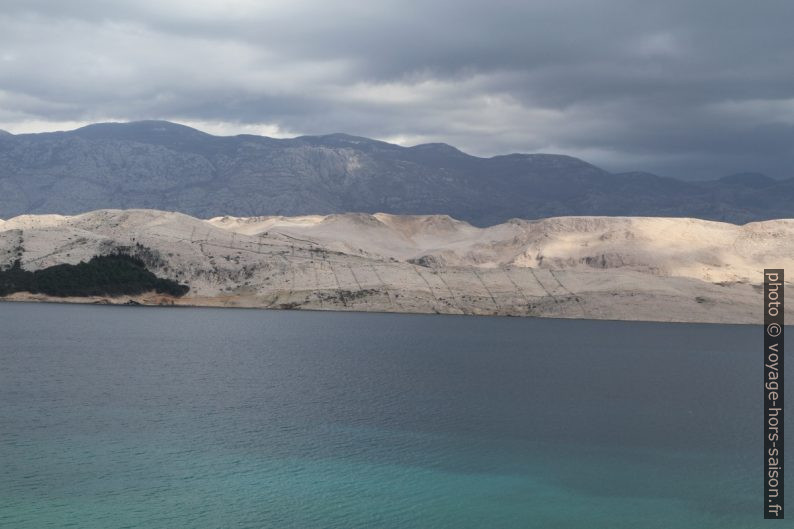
left=0, top=303, right=783, bottom=528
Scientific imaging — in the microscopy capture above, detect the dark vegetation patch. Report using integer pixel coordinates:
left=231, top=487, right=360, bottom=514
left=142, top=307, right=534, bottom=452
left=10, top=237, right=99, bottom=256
left=0, top=254, right=189, bottom=298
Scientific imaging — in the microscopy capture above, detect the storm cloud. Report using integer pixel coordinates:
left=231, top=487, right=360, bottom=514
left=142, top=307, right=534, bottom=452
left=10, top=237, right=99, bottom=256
left=1, top=0, right=793, bottom=179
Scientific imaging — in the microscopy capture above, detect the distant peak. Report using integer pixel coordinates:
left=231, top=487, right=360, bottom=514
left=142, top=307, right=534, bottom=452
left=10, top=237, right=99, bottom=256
left=294, top=132, right=368, bottom=143
left=68, top=121, right=218, bottom=150
left=498, top=152, right=583, bottom=161
left=321, top=132, right=368, bottom=140
left=0, top=129, right=11, bottom=136
left=75, top=120, right=207, bottom=136
left=409, top=142, right=465, bottom=155
left=296, top=132, right=399, bottom=150
left=489, top=152, right=608, bottom=173
left=316, top=133, right=380, bottom=144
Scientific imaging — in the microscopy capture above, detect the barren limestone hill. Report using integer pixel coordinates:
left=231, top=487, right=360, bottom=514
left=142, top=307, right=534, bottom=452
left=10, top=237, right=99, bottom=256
left=1, top=209, right=792, bottom=324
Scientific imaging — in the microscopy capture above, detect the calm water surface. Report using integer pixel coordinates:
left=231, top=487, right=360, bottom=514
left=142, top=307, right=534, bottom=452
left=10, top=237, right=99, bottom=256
left=0, top=303, right=784, bottom=528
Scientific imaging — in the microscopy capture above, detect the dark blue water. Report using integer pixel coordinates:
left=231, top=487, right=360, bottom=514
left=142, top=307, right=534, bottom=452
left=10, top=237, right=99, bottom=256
left=0, top=303, right=783, bottom=528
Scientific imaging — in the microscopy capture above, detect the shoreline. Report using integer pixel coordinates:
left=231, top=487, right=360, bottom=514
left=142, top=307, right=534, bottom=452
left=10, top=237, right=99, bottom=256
left=0, top=292, right=768, bottom=326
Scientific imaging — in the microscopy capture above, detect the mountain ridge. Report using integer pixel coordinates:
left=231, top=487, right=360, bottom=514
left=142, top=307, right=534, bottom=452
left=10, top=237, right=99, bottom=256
left=0, top=120, right=791, bottom=225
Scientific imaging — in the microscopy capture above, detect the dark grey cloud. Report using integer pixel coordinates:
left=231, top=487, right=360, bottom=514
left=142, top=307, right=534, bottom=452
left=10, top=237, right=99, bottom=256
left=1, top=0, right=794, bottom=179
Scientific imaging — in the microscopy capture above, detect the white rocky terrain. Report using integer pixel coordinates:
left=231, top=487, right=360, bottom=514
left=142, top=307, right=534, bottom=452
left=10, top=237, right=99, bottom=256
left=1, top=209, right=792, bottom=324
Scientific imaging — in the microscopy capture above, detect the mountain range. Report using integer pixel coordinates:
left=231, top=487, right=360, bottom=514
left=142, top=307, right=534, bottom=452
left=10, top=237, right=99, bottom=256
left=0, top=120, right=790, bottom=225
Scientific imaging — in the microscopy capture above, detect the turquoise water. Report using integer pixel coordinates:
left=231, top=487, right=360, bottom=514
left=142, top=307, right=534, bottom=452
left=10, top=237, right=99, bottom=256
left=0, top=303, right=782, bottom=528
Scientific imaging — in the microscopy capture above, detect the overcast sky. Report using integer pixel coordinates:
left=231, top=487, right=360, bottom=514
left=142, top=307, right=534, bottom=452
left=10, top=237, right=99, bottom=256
left=1, top=0, right=793, bottom=179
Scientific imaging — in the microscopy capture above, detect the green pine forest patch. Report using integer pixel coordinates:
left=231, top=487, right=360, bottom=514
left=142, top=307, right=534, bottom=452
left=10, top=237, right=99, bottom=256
left=0, top=254, right=189, bottom=298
